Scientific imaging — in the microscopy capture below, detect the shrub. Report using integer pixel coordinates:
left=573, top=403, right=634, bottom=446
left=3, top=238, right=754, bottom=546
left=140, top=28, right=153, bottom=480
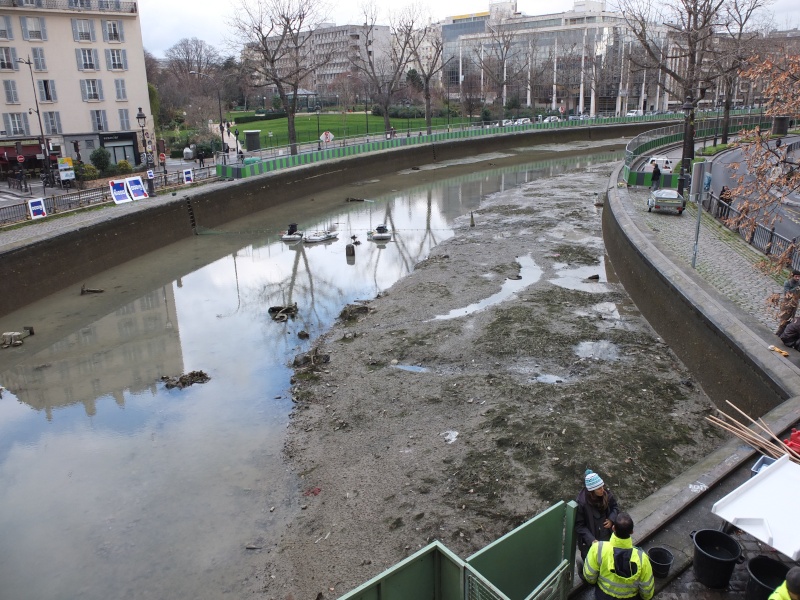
left=116, top=159, right=133, bottom=174
left=89, top=147, right=111, bottom=172
left=77, top=164, right=99, bottom=180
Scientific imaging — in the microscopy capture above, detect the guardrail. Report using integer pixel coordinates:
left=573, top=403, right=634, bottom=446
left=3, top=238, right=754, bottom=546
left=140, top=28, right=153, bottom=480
left=0, top=0, right=138, bottom=13
left=0, top=165, right=217, bottom=227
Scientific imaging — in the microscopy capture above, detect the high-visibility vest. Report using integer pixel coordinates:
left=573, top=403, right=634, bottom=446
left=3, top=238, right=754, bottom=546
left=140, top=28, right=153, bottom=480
left=583, top=535, right=655, bottom=600
left=768, top=582, right=791, bottom=600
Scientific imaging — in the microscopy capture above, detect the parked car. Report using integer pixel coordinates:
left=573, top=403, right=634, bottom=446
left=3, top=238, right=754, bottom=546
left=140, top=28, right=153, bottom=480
left=647, top=189, right=686, bottom=215
left=543, top=116, right=561, bottom=123
left=647, top=155, right=674, bottom=173
left=626, top=109, right=644, bottom=117
left=514, top=118, right=531, bottom=125
left=501, top=119, right=514, bottom=126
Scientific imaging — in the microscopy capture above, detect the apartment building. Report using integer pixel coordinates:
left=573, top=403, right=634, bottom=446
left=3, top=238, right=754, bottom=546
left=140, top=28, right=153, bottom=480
left=0, top=0, right=152, bottom=174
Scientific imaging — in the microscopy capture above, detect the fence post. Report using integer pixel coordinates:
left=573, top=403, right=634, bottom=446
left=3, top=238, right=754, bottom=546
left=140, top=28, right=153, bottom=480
left=765, top=227, right=775, bottom=255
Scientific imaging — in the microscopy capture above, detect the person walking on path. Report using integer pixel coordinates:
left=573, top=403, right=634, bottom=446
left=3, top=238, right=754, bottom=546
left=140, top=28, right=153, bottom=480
left=576, top=469, right=619, bottom=560
left=651, top=164, right=661, bottom=191
left=583, top=512, right=654, bottom=600
left=776, top=270, right=800, bottom=336
left=769, top=566, right=800, bottom=600
left=198, top=151, right=205, bottom=168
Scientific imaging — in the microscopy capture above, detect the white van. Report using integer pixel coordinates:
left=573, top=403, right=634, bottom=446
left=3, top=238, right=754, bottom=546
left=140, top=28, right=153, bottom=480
left=647, top=156, right=673, bottom=173
left=626, top=109, right=643, bottom=117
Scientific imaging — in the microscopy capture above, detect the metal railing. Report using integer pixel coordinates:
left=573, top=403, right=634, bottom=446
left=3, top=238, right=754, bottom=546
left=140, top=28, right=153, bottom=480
left=0, top=165, right=218, bottom=227
left=702, top=192, right=800, bottom=270
left=0, top=0, right=137, bottom=12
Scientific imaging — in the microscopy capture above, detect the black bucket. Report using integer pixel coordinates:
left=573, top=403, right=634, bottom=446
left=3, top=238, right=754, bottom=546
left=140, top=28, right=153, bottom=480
left=746, top=556, right=789, bottom=600
left=691, top=529, right=743, bottom=589
left=649, top=547, right=674, bottom=579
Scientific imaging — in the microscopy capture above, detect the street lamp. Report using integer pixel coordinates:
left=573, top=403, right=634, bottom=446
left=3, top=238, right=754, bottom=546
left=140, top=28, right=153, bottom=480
left=17, top=56, right=51, bottom=188
left=136, top=107, right=156, bottom=197
left=189, top=70, right=224, bottom=157
left=677, top=95, right=694, bottom=197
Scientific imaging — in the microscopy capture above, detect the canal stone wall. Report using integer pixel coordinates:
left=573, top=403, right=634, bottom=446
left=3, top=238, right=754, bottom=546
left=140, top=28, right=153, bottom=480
left=0, top=122, right=665, bottom=318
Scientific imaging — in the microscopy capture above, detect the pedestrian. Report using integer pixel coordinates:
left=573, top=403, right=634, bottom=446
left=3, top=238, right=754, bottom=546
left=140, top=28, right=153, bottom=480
left=769, top=566, right=800, bottom=600
left=719, top=186, right=733, bottom=204
left=576, top=469, right=619, bottom=560
left=198, top=151, right=205, bottom=168
left=234, top=128, right=239, bottom=138
left=651, top=164, right=661, bottom=191
left=779, top=317, right=800, bottom=349
left=776, top=270, right=800, bottom=336
left=583, top=512, right=654, bottom=600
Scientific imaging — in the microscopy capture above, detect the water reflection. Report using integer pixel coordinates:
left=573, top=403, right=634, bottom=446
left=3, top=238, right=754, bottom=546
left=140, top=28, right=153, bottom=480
left=0, top=148, right=624, bottom=600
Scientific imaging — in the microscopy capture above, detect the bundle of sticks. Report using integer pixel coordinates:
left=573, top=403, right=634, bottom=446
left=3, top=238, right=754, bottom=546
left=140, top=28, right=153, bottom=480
left=706, top=400, right=800, bottom=465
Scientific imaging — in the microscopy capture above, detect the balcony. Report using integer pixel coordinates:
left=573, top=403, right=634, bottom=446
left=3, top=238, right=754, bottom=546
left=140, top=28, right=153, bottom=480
left=0, top=0, right=137, bottom=14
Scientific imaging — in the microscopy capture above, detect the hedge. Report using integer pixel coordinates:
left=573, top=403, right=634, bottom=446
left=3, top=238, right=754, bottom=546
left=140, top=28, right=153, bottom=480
left=234, top=113, right=287, bottom=124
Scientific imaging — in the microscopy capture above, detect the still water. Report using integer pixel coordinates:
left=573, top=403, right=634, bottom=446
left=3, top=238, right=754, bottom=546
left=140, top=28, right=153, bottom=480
left=0, top=146, right=623, bottom=599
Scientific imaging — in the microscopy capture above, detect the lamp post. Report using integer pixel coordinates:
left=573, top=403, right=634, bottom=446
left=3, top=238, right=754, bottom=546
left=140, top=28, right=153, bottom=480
left=135, top=107, right=155, bottom=197
left=17, top=56, right=51, bottom=188
left=189, top=70, right=224, bottom=156
left=677, top=95, right=694, bottom=197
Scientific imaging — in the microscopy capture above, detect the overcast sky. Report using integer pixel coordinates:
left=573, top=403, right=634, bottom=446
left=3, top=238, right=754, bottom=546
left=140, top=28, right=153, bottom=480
left=139, top=0, right=800, bottom=58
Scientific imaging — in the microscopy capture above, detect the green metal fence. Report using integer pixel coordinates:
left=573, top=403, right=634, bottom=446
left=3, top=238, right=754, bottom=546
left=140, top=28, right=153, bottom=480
left=337, top=501, right=577, bottom=600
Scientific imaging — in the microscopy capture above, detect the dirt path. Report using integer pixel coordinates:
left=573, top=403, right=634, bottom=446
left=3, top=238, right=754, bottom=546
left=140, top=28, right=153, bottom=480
left=259, top=160, right=723, bottom=599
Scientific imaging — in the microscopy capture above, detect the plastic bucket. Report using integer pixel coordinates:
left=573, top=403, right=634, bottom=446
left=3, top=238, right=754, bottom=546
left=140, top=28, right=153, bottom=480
left=691, top=529, right=743, bottom=589
left=745, top=556, right=789, bottom=600
left=648, top=547, right=674, bottom=578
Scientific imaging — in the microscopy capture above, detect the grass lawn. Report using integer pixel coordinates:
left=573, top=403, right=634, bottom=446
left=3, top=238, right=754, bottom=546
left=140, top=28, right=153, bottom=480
left=224, top=112, right=473, bottom=148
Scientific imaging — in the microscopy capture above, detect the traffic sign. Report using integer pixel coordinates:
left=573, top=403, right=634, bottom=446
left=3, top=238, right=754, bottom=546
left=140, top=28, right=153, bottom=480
left=159, top=152, right=166, bottom=163
left=16, top=155, right=25, bottom=163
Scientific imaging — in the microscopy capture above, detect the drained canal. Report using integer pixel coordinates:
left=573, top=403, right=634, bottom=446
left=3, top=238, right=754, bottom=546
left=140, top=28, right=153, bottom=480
left=0, top=143, right=624, bottom=599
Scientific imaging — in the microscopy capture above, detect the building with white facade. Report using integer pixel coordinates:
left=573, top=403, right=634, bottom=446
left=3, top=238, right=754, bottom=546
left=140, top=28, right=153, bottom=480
left=0, top=0, right=152, bottom=175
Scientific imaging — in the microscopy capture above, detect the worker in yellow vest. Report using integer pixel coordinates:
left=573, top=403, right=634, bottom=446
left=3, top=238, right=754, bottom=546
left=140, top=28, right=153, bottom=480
left=583, top=512, right=654, bottom=600
left=770, top=567, right=800, bottom=600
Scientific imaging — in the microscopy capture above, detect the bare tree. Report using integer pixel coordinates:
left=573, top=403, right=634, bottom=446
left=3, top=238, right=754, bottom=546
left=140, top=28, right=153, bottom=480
left=165, top=37, right=221, bottom=80
left=409, top=23, right=445, bottom=134
left=470, top=23, right=529, bottom=109
left=232, top=0, right=331, bottom=154
left=351, top=3, right=419, bottom=135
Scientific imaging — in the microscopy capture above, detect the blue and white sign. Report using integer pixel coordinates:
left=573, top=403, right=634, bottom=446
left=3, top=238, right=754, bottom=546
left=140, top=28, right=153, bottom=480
left=125, top=176, right=149, bottom=200
left=183, top=169, right=194, bottom=184
left=109, top=180, right=132, bottom=204
left=28, top=198, right=47, bottom=219
left=146, top=169, right=154, bottom=180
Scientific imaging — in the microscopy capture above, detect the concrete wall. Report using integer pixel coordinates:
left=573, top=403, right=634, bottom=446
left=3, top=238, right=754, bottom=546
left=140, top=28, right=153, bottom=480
left=0, top=121, right=667, bottom=318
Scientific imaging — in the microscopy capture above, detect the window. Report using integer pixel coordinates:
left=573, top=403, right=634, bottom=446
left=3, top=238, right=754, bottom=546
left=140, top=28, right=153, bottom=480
left=37, top=79, right=57, bottom=102
left=85, top=139, right=95, bottom=150
left=3, top=80, right=18, bottom=104
left=0, top=16, right=13, bottom=40
left=76, top=48, right=99, bottom=70
left=0, top=47, right=18, bottom=70
left=90, top=109, right=108, bottom=132
left=20, top=17, right=47, bottom=41
left=114, top=78, right=126, bottom=100
left=69, top=0, right=92, bottom=8
left=3, top=112, right=29, bottom=136
left=80, top=79, right=103, bottom=101
left=103, top=20, right=124, bottom=42
left=32, top=47, right=46, bottom=71
left=72, top=19, right=95, bottom=42
left=43, top=111, right=61, bottom=135
left=105, top=48, right=127, bottom=70
left=119, top=108, right=130, bottom=130
left=99, top=0, right=123, bottom=9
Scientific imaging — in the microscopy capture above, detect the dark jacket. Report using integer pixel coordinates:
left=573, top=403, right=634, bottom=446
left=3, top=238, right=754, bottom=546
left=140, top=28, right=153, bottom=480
left=780, top=317, right=800, bottom=348
left=575, top=487, right=619, bottom=558
left=652, top=165, right=661, bottom=182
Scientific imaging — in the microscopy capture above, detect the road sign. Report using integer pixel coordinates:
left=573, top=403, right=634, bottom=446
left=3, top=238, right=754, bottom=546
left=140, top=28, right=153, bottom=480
left=159, top=152, right=166, bottom=163
left=17, top=155, right=25, bottom=163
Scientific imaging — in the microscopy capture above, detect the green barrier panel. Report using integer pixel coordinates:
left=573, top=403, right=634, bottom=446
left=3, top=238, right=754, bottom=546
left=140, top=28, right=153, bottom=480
left=338, top=541, right=464, bottom=600
left=466, top=501, right=577, bottom=600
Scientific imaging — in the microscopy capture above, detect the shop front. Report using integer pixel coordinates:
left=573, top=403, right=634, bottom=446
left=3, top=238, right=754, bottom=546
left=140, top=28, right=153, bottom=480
left=100, top=132, right=140, bottom=166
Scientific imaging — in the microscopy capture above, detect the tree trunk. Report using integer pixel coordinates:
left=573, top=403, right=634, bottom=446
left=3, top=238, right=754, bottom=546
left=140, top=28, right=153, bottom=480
left=721, top=95, right=732, bottom=145
left=424, top=82, right=432, bottom=134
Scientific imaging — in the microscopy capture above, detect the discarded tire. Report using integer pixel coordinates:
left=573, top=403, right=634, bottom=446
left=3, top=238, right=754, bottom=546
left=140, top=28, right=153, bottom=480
left=745, top=556, right=789, bottom=600
left=648, top=547, right=674, bottom=579
left=691, top=529, right=743, bottom=589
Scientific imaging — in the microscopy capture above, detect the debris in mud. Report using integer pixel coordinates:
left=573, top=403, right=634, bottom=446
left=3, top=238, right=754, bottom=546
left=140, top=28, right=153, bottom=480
left=80, top=284, right=104, bottom=295
left=160, top=370, right=211, bottom=389
left=1, top=326, right=34, bottom=349
left=298, top=330, right=310, bottom=339
left=303, top=487, right=322, bottom=497
left=293, top=348, right=331, bottom=368
left=586, top=274, right=600, bottom=280
left=345, top=197, right=367, bottom=202
left=339, top=303, right=370, bottom=321
left=269, top=303, right=298, bottom=322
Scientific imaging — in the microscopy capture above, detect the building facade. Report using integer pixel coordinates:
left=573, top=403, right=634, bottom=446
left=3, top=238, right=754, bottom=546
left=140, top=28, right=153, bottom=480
left=0, top=0, right=152, bottom=175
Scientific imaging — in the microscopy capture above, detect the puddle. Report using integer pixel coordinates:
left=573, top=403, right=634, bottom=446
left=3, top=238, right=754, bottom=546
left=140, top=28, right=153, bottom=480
left=432, top=255, right=542, bottom=320
left=549, top=263, right=611, bottom=293
left=392, top=364, right=429, bottom=373
left=575, top=340, right=620, bottom=360
left=535, top=374, right=566, bottom=384
left=592, top=302, right=621, bottom=320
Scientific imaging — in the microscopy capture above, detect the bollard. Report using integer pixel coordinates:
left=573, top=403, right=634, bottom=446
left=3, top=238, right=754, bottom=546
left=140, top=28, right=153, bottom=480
left=346, top=244, right=355, bottom=256
left=470, top=212, right=475, bottom=227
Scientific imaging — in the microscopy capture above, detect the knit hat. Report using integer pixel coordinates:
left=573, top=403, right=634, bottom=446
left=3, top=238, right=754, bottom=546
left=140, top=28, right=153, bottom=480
left=585, top=469, right=604, bottom=492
